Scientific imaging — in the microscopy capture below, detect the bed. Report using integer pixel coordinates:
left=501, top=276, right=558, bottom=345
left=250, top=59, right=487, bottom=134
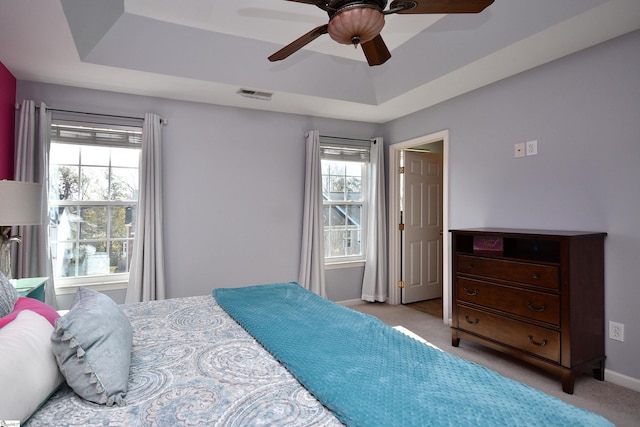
left=2, top=281, right=613, bottom=426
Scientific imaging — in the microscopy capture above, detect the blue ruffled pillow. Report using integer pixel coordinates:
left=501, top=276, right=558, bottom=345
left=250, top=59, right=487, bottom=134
left=0, top=271, right=19, bottom=318
left=50, top=287, right=133, bottom=406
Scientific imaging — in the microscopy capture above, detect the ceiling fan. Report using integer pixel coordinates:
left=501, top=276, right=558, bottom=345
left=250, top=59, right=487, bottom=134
left=268, top=0, right=495, bottom=66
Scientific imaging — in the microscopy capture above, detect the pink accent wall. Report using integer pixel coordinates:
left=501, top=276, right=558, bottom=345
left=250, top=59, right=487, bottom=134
left=0, top=61, right=16, bottom=179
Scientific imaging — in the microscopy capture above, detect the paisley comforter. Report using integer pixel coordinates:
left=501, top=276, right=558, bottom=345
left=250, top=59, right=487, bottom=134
left=26, top=295, right=342, bottom=426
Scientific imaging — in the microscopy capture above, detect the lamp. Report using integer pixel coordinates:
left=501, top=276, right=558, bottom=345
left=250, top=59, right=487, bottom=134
left=0, top=180, right=43, bottom=280
left=328, top=4, right=386, bottom=46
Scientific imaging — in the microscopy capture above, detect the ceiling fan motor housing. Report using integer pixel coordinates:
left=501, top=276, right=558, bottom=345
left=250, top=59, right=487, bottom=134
left=327, top=1, right=387, bottom=45
left=326, top=0, right=387, bottom=11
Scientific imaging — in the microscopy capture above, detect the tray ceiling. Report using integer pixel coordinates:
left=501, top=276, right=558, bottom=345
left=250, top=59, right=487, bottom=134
left=1, top=0, right=639, bottom=123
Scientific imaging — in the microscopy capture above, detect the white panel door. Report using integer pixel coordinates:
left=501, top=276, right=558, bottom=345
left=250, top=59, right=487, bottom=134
left=402, top=151, right=443, bottom=304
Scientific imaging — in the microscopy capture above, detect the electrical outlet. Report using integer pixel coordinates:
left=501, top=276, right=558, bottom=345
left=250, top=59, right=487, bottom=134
left=514, top=142, right=525, bottom=158
left=609, top=321, right=624, bottom=342
left=526, top=140, right=538, bottom=156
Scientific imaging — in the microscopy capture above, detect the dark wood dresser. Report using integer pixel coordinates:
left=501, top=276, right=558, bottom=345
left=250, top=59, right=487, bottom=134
left=450, top=228, right=606, bottom=394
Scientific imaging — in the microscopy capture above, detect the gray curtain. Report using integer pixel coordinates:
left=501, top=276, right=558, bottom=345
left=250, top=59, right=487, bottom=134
left=298, top=130, right=327, bottom=298
left=14, top=100, right=57, bottom=308
left=125, top=113, right=166, bottom=303
left=361, top=137, right=387, bottom=302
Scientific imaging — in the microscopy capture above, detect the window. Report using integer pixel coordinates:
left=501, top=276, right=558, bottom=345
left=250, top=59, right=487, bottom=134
left=48, top=121, right=142, bottom=288
left=321, top=143, right=369, bottom=264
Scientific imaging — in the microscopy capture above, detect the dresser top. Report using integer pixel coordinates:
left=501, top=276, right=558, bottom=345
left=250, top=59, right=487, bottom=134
left=450, top=228, right=607, bottom=238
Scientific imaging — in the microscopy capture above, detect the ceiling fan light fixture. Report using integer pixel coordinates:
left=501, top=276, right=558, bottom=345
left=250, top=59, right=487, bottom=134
left=328, top=5, right=385, bottom=46
left=270, top=0, right=494, bottom=66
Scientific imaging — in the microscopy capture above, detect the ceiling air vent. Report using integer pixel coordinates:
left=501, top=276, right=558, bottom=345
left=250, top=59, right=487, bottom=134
left=237, top=88, right=273, bottom=101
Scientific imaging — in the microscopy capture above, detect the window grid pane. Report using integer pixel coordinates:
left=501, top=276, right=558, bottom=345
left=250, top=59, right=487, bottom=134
left=49, top=121, right=141, bottom=281
left=321, top=158, right=366, bottom=261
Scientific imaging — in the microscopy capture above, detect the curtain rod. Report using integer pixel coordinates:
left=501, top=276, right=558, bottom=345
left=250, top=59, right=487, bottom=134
left=15, top=103, right=167, bottom=125
left=320, top=134, right=375, bottom=143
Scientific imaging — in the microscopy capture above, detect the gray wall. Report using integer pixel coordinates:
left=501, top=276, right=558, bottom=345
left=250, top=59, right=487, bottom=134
left=16, top=28, right=640, bottom=383
left=383, top=30, right=640, bottom=382
left=16, top=82, right=377, bottom=302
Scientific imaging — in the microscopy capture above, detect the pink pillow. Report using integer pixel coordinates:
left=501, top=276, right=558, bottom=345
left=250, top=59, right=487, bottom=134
left=0, top=297, right=60, bottom=328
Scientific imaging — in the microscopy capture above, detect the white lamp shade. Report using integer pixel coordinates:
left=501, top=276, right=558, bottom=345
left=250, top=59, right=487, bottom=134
left=0, top=181, right=43, bottom=226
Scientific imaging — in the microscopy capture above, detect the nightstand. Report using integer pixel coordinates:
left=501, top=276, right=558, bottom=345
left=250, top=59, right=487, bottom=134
left=14, top=277, right=48, bottom=302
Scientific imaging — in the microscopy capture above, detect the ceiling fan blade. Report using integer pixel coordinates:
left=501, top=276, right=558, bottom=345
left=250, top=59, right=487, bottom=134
left=268, top=24, right=329, bottom=62
left=361, top=35, right=391, bottom=66
left=391, top=0, right=494, bottom=14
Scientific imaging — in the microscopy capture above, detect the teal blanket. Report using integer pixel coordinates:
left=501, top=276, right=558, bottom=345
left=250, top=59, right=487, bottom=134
left=213, top=283, right=612, bottom=427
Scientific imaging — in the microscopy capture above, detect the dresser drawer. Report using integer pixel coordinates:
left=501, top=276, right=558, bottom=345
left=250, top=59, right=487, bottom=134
left=457, top=254, right=559, bottom=289
left=456, top=277, right=560, bottom=326
left=457, top=305, right=560, bottom=362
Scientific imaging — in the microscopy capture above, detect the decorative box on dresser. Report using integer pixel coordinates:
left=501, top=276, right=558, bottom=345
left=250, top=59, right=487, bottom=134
left=450, top=228, right=606, bottom=394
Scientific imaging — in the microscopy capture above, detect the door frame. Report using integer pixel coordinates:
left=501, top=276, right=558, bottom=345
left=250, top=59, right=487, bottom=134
left=388, top=130, right=450, bottom=324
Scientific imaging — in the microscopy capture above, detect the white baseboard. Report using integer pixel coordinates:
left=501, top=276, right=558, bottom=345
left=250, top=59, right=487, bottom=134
left=338, top=299, right=366, bottom=307
left=606, top=369, right=640, bottom=392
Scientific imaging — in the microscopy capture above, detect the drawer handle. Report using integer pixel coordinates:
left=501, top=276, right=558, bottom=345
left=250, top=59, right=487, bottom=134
left=532, top=273, right=540, bottom=279
left=463, top=287, right=478, bottom=296
left=466, top=264, right=474, bottom=269
left=528, top=335, right=548, bottom=347
left=464, top=316, right=479, bottom=325
left=527, top=301, right=547, bottom=313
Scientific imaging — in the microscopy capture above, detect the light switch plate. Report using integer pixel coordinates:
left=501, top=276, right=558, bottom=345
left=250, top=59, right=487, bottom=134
left=515, top=142, right=525, bottom=158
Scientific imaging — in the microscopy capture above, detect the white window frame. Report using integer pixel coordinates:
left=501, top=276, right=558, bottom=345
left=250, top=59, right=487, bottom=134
left=320, top=141, right=370, bottom=267
left=48, top=119, right=142, bottom=291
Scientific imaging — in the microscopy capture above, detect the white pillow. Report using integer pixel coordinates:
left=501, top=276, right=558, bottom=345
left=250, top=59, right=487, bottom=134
left=0, top=310, right=65, bottom=423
